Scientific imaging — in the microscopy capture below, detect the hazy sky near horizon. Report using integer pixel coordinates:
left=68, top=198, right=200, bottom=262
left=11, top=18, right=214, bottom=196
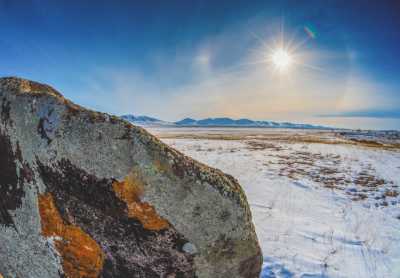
left=0, top=0, right=399, bottom=129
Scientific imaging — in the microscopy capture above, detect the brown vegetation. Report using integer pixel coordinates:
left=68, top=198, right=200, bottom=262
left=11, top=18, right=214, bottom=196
left=384, top=190, right=399, bottom=197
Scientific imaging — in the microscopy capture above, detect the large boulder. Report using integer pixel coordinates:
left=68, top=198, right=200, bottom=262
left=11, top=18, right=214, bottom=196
left=0, top=77, right=262, bottom=278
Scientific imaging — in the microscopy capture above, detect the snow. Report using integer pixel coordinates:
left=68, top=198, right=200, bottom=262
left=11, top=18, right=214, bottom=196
left=149, top=128, right=400, bottom=278
left=121, top=115, right=175, bottom=127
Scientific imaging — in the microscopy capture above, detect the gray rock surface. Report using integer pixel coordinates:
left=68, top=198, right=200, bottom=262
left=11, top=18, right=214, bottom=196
left=0, top=77, right=262, bottom=278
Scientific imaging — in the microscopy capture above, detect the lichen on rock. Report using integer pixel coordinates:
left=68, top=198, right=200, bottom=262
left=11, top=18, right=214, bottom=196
left=38, top=193, right=105, bottom=278
left=112, top=170, right=170, bottom=231
left=0, top=77, right=262, bottom=278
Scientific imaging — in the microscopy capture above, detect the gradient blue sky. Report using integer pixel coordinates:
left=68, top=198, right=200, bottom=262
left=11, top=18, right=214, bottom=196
left=1, top=0, right=399, bottom=129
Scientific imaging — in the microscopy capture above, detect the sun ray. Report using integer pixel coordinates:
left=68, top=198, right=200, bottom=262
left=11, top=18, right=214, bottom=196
left=292, top=61, right=325, bottom=72
left=246, top=20, right=322, bottom=75
left=250, top=31, right=270, bottom=50
left=289, top=36, right=311, bottom=52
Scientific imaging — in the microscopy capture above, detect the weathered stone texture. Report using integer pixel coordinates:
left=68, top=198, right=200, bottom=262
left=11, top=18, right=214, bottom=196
left=0, top=77, right=262, bottom=278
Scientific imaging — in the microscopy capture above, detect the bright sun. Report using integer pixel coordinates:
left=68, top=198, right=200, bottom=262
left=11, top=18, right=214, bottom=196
left=271, top=49, right=292, bottom=71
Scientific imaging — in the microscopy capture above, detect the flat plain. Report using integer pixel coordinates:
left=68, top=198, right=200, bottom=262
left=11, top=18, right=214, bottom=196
left=149, top=127, right=400, bottom=278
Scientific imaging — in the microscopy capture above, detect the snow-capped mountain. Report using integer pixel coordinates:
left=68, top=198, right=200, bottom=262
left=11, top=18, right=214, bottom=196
left=120, top=115, right=174, bottom=127
left=121, top=115, right=331, bottom=129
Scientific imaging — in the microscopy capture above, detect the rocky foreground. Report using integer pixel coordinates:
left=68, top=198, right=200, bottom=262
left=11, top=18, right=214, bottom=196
left=0, top=77, right=262, bottom=278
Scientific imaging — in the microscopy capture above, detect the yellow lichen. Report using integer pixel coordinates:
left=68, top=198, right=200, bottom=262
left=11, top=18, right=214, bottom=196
left=112, top=171, right=169, bottom=231
left=38, top=193, right=104, bottom=278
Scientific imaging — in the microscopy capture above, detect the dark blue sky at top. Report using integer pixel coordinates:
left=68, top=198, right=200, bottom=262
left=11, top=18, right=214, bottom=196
left=0, top=0, right=399, bottom=124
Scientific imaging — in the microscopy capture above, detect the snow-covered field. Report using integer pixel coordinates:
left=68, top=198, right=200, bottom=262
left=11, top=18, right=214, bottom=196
left=149, top=127, right=400, bottom=278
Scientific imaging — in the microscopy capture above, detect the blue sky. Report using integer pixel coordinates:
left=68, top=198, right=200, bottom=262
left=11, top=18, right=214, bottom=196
left=1, top=0, right=399, bottom=129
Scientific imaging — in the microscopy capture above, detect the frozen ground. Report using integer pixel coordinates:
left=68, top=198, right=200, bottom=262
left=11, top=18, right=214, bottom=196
left=149, top=127, right=400, bottom=278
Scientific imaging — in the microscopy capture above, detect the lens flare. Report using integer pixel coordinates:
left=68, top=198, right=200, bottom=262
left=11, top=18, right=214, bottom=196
left=304, top=26, right=316, bottom=39
left=244, top=20, right=321, bottom=75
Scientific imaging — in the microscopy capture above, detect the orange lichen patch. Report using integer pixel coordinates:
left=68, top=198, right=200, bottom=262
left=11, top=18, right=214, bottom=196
left=113, top=172, right=169, bottom=231
left=38, top=193, right=104, bottom=278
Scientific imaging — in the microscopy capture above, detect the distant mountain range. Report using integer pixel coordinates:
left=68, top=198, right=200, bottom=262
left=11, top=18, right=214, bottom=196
left=121, top=115, right=332, bottom=129
left=120, top=115, right=171, bottom=126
